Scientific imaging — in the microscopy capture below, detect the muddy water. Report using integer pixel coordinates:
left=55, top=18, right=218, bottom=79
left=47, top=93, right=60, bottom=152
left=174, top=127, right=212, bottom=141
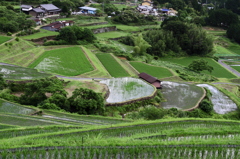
left=197, top=84, right=237, bottom=114
left=160, top=81, right=204, bottom=110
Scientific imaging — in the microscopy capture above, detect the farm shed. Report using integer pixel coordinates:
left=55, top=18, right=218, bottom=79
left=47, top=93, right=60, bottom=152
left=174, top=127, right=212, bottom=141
left=40, top=4, right=61, bottom=15
left=138, top=72, right=162, bottom=89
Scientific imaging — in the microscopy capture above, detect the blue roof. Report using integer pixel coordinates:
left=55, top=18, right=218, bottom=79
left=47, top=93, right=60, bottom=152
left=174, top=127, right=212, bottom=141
left=162, top=9, right=170, bottom=11
left=79, top=6, right=97, bottom=11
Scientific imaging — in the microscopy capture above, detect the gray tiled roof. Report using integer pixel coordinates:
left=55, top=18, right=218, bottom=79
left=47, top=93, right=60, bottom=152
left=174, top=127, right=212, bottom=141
left=33, top=8, right=45, bottom=13
left=40, top=4, right=60, bottom=11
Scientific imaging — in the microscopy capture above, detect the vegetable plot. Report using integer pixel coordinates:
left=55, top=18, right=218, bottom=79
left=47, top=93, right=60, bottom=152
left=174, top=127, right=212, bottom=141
left=100, top=77, right=156, bottom=103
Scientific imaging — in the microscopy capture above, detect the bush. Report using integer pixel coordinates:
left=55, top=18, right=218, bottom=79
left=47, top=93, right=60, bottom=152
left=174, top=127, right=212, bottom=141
left=7, top=32, right=12, bottom=36
left=139, top=106, right=165, bottom=120
left=199, top=99, right=213, bottom=113
left=15, top=37, right=19, bottom=42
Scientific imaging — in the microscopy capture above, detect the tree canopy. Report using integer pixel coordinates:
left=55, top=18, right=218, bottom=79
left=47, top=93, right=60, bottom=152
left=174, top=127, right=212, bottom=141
left=188, top=59, right=214, bottom=73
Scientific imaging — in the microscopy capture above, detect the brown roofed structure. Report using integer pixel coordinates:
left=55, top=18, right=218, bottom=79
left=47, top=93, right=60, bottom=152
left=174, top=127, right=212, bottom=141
left=138, top=72, right=162, bottom=89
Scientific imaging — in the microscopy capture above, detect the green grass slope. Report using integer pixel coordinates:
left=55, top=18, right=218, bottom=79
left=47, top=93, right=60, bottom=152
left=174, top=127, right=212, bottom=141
left=130, top=61, right=173, bottom=79
left=22, top=29, right=59, bottom=40
left=161, top=57, right=237, bottom=78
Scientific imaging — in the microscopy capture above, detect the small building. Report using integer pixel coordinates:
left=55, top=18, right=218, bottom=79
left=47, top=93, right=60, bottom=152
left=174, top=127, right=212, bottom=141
left=29, top=8, right=45, bottom=18
left=41, top=21, right=74, bottom=32
left=79, top=6, right=97, bottom=14
left=138, top=72, right=162, bottom=89
left=141, top=0, right=153, bottom=6
left=40, top=4, right=61, bottom=15
left=21, top=4, right=33, bottom=12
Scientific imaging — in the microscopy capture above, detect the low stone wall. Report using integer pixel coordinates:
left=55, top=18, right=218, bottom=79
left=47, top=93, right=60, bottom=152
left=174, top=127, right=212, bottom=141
left=92, top=26, right=117, bottom=34
left=31, top=35, right=56, bottom=42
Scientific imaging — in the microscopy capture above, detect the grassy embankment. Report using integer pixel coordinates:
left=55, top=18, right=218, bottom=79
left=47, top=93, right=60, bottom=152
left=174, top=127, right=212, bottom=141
left=22, top=29, right=59, bottom=40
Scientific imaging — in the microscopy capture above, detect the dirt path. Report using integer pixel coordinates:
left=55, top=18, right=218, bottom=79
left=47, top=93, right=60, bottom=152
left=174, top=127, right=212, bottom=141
left=218, top=60, right=240, bottom=77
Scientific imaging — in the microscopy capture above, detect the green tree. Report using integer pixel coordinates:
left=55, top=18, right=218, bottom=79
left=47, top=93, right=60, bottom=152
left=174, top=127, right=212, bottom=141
left=188, top=59, right=214, bottom=73
left=199, top=99, right=213, bottom=114
left=69, top=88, right=105, bottom=115
left=58, top=27, right=77, bottom=44
left=0, top=74, right=6, bottom=90
left=227, top=23, right=240, bottom=44
left=132, top=34, right=151, bottom=56
left=207, top=9, right=239, bottom=27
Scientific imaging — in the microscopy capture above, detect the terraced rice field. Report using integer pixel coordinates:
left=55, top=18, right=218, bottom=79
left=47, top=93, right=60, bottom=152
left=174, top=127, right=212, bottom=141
left=22, top=29, right=59, bottom=40
left=100, top=77, right=156, bottom=104
left=29, top=47, right=94, bottom=76
left=231, top=66, right=240, bottom=72
left=0, top=100, right=36, bottom=115
left=96, top=53, right=130, bottom=77
left=161, top=57, right=237, bottom=78
left=130, top=62, right=173, bottom=79
left=95, top=31, right=129, bottom=39
left=0, top=36, right=11, bottom=44
left=0, top=64, right=51, bottom=80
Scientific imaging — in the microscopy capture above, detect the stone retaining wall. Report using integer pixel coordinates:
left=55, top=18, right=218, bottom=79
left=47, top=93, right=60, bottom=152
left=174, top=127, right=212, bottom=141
left=92, top=26, right=117, bottom=34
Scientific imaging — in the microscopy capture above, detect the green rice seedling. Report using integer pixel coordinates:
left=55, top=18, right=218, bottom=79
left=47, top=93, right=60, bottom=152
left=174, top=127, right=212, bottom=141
left=96, top=53, right=130, bottom=77
left=29, top=47, right=94, bottom=76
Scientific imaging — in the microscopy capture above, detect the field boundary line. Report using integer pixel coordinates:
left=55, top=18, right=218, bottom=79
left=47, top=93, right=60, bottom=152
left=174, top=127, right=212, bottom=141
left=80, top=46, right=111, bottom=78
left=80, top=46, right=96, bottom=71
left=125, top=61, right=139, bottom=75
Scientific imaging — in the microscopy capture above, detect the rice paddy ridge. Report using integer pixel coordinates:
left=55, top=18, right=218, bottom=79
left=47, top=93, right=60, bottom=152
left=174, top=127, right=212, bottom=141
left=39, top=119, right=240, bottom=139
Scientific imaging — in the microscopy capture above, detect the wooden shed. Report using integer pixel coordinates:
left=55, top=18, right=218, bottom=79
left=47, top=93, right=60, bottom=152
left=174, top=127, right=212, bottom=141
left=138, top=72, right=162, bottom=89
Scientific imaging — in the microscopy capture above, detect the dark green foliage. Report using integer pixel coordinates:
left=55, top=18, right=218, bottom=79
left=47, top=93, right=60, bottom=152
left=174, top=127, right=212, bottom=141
left=118, top=36, right=134, bottom=46
left=0, top=74, right=6, bottom=90
left=199, top=99, right=213, bottom=114
left=41, top=94, right=70, bottom=111
left=139, top=106, right=165, bottom=120
left=162, top=21, right=214, bottom=56
left=104, top=3, right=118, bottom=15
left=19, top=78, right=67, bottom=106
left=227, top=23, right=240, bottom=44
left=144, top=29, right=182, bottom=57
left=112, top=9, right=156, bottom=25
left=0, top=8, right=35, bottom=33
left=69, top=88, right=105, bottom=115
left=226, top=0, right=240, bottom=14
left=57, top=26, right=96, bottom=44
left=188, top=59, right=214, bottom=73
left=207, top=9, right=239, bottom=27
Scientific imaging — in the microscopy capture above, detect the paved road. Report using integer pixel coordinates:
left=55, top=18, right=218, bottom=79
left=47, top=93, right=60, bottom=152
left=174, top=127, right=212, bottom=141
left=218, top=60, right=240, bottom=77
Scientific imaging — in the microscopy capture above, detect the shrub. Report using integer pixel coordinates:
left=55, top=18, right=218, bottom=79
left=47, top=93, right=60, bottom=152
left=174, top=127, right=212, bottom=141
left=139, top=106, right=165, bottom=120
left=7, top=32, right=12, bottom=36
left=15, top=37, right=19, bottom=42
left=199, top=99, right=213, bottom=113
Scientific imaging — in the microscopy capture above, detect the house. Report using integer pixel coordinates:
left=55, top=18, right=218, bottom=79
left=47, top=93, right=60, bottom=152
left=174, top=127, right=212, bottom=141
left=138, top=72, right=162, bottom=89
left=40, top=4, right=61, bottom=15
left=29, top=8, right=45, bottom=18
left=21, top=4, right=33, bottom=12
left=141, top=0, right=153, bottom=6
left=41, top=21, right=74, bottom=32
left=79, top=6, right=97, bottom=14
left=160, top=8, right=178, bottom=16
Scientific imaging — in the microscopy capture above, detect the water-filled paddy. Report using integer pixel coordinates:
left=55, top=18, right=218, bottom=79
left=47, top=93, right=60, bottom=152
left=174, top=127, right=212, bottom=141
left=100, top=77, right=156, bottom=103
left=0, top=100, right=35, bottom=115
left=160, top=81, right=204, bottom=110
left=197, top=84, right=237, bottom=114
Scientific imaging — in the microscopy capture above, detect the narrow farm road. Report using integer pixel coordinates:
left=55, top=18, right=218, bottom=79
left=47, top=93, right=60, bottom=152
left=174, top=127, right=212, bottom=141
left=56, top=75, right=109, bottom=81
left=212, top=82, right=240, bottom=86
left=218, top=60, right=240, bottom=77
